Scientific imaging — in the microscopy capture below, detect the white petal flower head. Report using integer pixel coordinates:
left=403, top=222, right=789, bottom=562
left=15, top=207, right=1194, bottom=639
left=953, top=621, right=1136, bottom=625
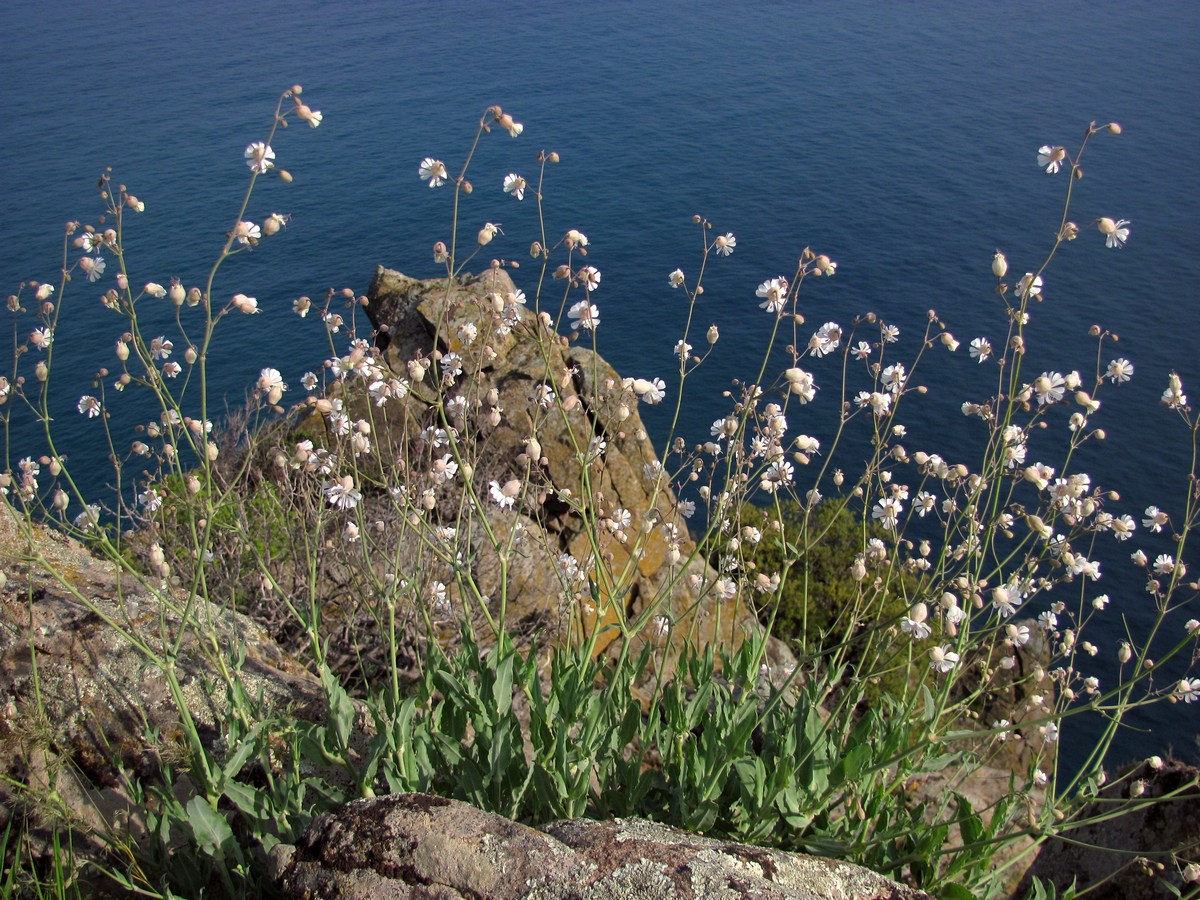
left=1033, top=372, right=1066, bottom=406
left=714, top=232, right=736, bottom=256
left=969, top=338, right=992, bottom=363
left=929, top=646, right=960, bottom=674
left=244, top=142, right=275, bottom=175
left=1016, top=273, right=1043, bottom=299
left=668, top=269, right=685, bottom=288
left=1037, top=145, right=1066, bottom=174
left=756, top=277, right=789, bottom=314
left=1177, top=679, right=1200, bottom=703
left=419, top=157, right=448, bottom=188
left=235, top=220, right=261, bottom=246
left=489, top=479, right=520, bottom=509
left=1097, top=217, right=1130, bottom=249
left=568, top=299, right=600, bottom=331
left=871, top=496, right=903, bottom=531
left=632, top=377, right=667, bottom=405
left=1106, top=358, right=1134, bottom=384
left=578, top=266, right=601, bottom=292
left=503, top=173, right=527, bottom=200
left=77, top=395, right=101, bottom=418
left=1162, top=372, right=1188, bottom=409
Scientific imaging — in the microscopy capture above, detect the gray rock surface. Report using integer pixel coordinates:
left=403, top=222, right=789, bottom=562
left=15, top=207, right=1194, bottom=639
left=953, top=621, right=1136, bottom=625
left=1020, top=758, right=1200, bottom=899
left=0, top=502, right=328, bottom=873
left=274, top=792, right=932, bottom=899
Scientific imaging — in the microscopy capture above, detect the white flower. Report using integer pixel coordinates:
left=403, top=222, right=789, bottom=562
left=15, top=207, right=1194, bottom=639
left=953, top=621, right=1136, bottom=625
left=1106, top=358, right=1134, bottom=383
left=1097, top=217, right=1130, bottom=249
left=714, top=232, right=736, bottom=256
left=871, top=496, right=903, bottom=531
left=1153, top=553, right=1176, bottom=575
left=1177, top=679, right=1200, bottom=703
left=503, top=173, right=526, bottom=200
left=244, top=142, right=275, bottom=174
left=568, top=300, right=600, bottom=331
left=489, top=479, right=520, bottom=509
left=1162, top=373, right=1187, bottom=409
left=84, top=256, right=106, bottom=283
left=138, top=487, right=163, bottom=513
left=809, top=322, right=842, bottom=358
left=1033, top=372, right=1066, bottom=406
left=232, top=294, right=260, bottom=314
left=1037, top=145, right=1065, bottom=174
left=969, top=337, right=992, bottom=363
left=77, top=395, right=101, bottom=418
left=235, top=220, right=261, bottom=246
left=324, top=475, right=361, bottom=510
left=578, top=266, right=601, bottom=292
left=784, top=368, right=816, bottom=403
left=929, top=646, right=960, bottom=674
left=1016, top=273, right=1043, bottom=298
left=756, top=277, right=788, bottom=314
left=632, top=377, right=667, bottom=404
left=149, top=336, right=173, bottom=360
left=760, top=460, right=794, bottom=493
left=419, top=157, right=448, bottom=188
left=668, top=269, right=685, bottom=288
left=1143, top=506, right=1169, bottom=533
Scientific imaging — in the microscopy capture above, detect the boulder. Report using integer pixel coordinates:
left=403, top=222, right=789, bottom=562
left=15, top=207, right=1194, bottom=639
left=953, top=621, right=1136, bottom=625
left=350, top=266, right=793, bottom=676
left=273, top=792, right=932, bottom=899
left=1020, top=758, right=1200, bottom=898
left=0, top=502, right=329, bottom=873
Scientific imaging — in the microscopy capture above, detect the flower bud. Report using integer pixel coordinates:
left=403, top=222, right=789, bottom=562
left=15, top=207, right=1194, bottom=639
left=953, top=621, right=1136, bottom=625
left=1108, top=122, right=1122, bottom=134
left=991, top=251, right=1008, bottom=278
left=186, top=287, right=202, bottom=307
left=707, top=324, right=720, bottom=345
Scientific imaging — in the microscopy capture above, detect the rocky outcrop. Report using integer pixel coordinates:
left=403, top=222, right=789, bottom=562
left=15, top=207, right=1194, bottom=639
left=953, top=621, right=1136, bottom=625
left=273, top=792, right=932, bottom=899
left=353, top=267, right=793, bottom=676
left=0, top=502, right=328, bottom=874
left=1020, top=758, right=1200, bottom=898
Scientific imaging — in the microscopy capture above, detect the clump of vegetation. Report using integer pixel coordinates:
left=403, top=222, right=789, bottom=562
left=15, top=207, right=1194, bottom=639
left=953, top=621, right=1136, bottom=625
left=1, top=88, right=1197, bottom=900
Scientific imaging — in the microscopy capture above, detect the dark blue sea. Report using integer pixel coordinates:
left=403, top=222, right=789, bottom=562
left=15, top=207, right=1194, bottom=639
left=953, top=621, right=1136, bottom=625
left=3, top=0, right=1198, bottom=774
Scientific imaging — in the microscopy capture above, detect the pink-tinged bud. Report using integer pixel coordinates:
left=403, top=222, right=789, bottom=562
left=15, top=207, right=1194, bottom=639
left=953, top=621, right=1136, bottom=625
left=169, top=280, right=186, bottom=305
left=1108, top=122, right=1122, bottom=134
left=1118, top=642, right=1132, bottom=664
left=187, top=475, right=201, bottom=495
left=116, top=274, right=128, bottom=291
left=186, top=287, right=202, bottom=307
left=279, top=169, right=293, bottom=183
left=940, top=332, right=959, bottom=351
left=144, top=282, right=166, bottom=298
left=52, top=489, right=69, bottom=513
left=231, top=293, right=260, bottom=314
left=206, top=442, right=219, bottom=461
left=707, top=324, right=720, bottom=344
left=35, top=361, right=48, bottom=382
left=116, top=340, right=129, bottom=361
left=48, top=458, right=61, bottom=476
left=548, top=151, right=560, bottom=163
left=184, top=347, right=197, bottom=364
left=35, top=283, right=54, bottom=301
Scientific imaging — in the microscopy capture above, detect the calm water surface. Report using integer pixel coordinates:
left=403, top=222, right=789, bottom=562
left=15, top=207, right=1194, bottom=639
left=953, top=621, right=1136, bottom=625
left=2, top=0, right=1198, bottom=770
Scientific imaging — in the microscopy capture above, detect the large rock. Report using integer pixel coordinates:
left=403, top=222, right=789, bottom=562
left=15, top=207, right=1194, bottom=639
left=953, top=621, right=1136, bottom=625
left=273, top=792, right=932, bottom=899
left=351, top=266, right=792, bottom=676
left=0, top=502, right=329, bottom=873
left=1020, top=758, right=1200, bottom=898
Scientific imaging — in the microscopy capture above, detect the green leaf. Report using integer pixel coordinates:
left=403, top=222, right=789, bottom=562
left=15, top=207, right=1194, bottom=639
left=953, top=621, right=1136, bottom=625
left=320, top=662, right=355, bottom=751
left=939, top=883, right=976, bottom=900
left=493, top=652, right=515, bottom=717
left=186, top=795, right=233, bottom=859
